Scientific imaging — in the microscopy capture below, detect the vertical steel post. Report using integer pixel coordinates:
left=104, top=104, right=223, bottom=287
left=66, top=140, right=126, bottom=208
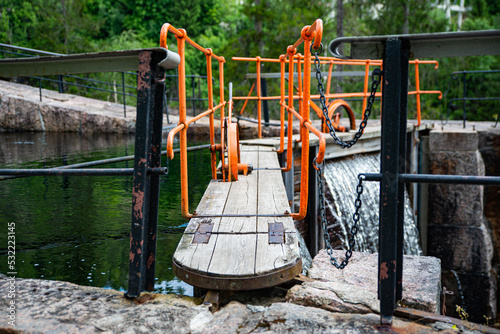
left=462, top=71, right=467, bottom=128
left=261, top=77, right=270, bottom=124
left=192, top=76, right=196, bottom=117
left=58, top=75, right=64, bottom=93
left=126, top=50, right=165, bottom=298
left=307, top=145, right=321, bottom=256
left=122, top=71, right=127, bottom=118
left=378, top=38, right=402, bottom=326
left=396, top=40, right=410, bottom=302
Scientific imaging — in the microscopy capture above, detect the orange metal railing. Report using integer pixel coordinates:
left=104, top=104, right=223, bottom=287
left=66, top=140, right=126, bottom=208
left=161, top=23, right=226, bottom=219
left=161, top=19, right=442, bottom=222
left=278, top=19, right=326, bottom=220
left=232, top=57, right=442, bottom=129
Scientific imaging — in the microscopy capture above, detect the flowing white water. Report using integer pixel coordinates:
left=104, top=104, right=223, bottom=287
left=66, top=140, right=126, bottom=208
left=322, top=153, right=422, bottom=255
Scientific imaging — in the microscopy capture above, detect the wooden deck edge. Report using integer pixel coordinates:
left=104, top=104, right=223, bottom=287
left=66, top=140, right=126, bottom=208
left=173, top=258, right=302, bottom=291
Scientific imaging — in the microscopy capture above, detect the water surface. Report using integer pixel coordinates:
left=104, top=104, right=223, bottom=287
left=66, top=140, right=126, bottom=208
left=0, top=132, right=212, bottom=296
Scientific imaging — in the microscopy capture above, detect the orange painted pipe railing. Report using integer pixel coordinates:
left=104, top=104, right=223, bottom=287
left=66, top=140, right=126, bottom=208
left=161, top=23, right=227, bottom=219
left=161, top=20, right=443, bottom=222
left=278, top=19, right=326, bottom=220
left=232, top=57, right=442, bottom=128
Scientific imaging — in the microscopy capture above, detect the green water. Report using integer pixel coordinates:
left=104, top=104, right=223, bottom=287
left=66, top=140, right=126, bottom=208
left=0, top=132, right=212, bottom=295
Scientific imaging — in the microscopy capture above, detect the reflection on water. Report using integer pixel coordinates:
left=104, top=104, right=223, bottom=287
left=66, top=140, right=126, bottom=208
left=323, top=153, right=422, bottom=255
left=0, top=132, right=212, bottom=296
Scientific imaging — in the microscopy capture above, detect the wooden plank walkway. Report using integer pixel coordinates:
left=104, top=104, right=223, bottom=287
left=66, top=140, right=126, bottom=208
left=173, top=144, right=302, bottom=290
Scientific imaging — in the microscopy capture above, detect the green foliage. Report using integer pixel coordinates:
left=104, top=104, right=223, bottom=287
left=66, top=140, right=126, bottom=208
left=1, top=0, right=499, bottom=121
left=350, top=0, right=448, bottom=35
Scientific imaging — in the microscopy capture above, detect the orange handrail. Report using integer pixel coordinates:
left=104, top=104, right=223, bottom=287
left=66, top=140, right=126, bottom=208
left=286, top=19, right=325, bottom=220
left=161, top=23, right=227, bottom=219
left=232, top=57, right=442, bottom=127
left=161, top=20, right=443, bottom=223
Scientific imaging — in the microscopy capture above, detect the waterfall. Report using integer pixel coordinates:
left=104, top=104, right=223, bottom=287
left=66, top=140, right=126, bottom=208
left=322, top=153, right=422, bottom=255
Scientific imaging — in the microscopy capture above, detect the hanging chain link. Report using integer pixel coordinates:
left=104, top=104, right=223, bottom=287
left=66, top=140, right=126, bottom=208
left=312, top=44, right=382, bottom=149
left=316, top=158, right=365, bottom=269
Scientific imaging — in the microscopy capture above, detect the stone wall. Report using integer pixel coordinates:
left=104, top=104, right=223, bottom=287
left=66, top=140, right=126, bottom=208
left=427, top=129, right=496, bottom=323
left=478, top=128, right=500, bottom=324
left=0, top=80, right=136, bottom=133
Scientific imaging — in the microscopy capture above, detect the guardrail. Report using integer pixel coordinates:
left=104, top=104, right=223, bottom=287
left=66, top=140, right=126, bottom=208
left=442, top=69, right=500, bottom=128
left=0, top=43, right=210, bottom=120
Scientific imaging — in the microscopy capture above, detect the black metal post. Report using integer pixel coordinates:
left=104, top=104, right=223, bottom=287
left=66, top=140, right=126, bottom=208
left=307, top=145, right=321, bottom=256
left=378, top=38, right=402, bottom=326
left=192, top=76, right=196, bottom=117
left=122, top=71, right=127, bottom=118
left=261, top=77, right=270, bottom=124
left=58, top=75, right=64, bottom=93
left=396, top=40, right=410, bottom=302
left=126, top=50, right=165, bottom=298
left=462, top=72, right=467, bottom=128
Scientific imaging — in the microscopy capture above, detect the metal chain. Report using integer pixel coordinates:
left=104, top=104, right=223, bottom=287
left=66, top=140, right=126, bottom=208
left=316, top=158, right=365, bottom=269
left=313, top=45, right=382, bottom=149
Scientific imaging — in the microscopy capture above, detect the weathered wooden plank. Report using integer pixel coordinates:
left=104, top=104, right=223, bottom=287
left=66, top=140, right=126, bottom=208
left=174, top=180, right=230, bottom=272
left=257, top=146, right=294, bottom=233
left=255, top=232, right=300, bottom=275
left=184, top=179, right=231, bottom=233
left=217, top=148, right=258, bottom=233
left=173, top=232, right=218, bottom=273
left=207, top=234, right=257, bottom=276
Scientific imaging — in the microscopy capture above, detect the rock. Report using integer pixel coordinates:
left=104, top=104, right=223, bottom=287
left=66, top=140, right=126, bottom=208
left=0, top=277, right=202, bottom=333
left=287, top=250, right=441, bottom=314
left=427, top=129, right=496, bottom=322
left=0, top=275, right=490, bottom=333
left=0, top=80, right=135, bottom=133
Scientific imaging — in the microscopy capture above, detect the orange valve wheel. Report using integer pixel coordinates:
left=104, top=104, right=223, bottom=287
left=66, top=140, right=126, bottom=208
left=326, top=99, right=356, bottom=132
left=227, top=122, right=239, bottom=182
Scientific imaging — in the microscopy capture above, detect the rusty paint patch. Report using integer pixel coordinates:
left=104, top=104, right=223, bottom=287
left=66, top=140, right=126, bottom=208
left=135, top=293, right=156, bottom=304
left=137, top=52, right=152, bottom=91
left=129, top=252, right=135, bottom=262
left=380, top=262, right=389, bottom=280
left=147, top=253, right=155, bottom=269
left=133, top=189, right=144, bottom=219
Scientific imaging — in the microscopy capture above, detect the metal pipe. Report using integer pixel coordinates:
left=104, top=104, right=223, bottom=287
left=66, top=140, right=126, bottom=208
left=0, top=168, right=166, bottom=176
left=363, top=173, right=500, bottom=185
left=0, top=144, right=211, bottom=181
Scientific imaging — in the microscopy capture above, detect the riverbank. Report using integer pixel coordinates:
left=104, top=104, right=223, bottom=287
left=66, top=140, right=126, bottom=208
left=3, top=250, right=498, bottom=333
left=0, top=79, right=270, bottom=137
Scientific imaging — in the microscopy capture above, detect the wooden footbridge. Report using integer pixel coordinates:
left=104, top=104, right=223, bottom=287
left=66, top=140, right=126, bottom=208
left=173, top=144, right=302, bottom=291
left=1, top=17, right=499, bottom=327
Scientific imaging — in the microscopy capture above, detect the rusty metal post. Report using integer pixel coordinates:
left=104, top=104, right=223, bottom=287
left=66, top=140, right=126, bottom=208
left=307, top=144, right=322, bottom=256
left=378, top=38, right=402, bottom=326
left=396, top=40, right=410, bottom=302
left=126, top=50, right=165, bottom=298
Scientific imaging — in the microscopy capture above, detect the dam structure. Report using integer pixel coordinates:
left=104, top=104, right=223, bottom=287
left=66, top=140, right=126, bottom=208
left=0, top=22, right=499, bottom=327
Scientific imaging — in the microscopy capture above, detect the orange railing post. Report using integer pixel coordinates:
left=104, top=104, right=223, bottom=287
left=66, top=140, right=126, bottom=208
left=256, top=57, right=262, bottom=138
left=408, top=60, right=442, bottom=126
left=161, top=20, right=442, bottom=221
left=161, top=23, right=226, bottom=219
left=206, top=50, right=217, bottom=179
